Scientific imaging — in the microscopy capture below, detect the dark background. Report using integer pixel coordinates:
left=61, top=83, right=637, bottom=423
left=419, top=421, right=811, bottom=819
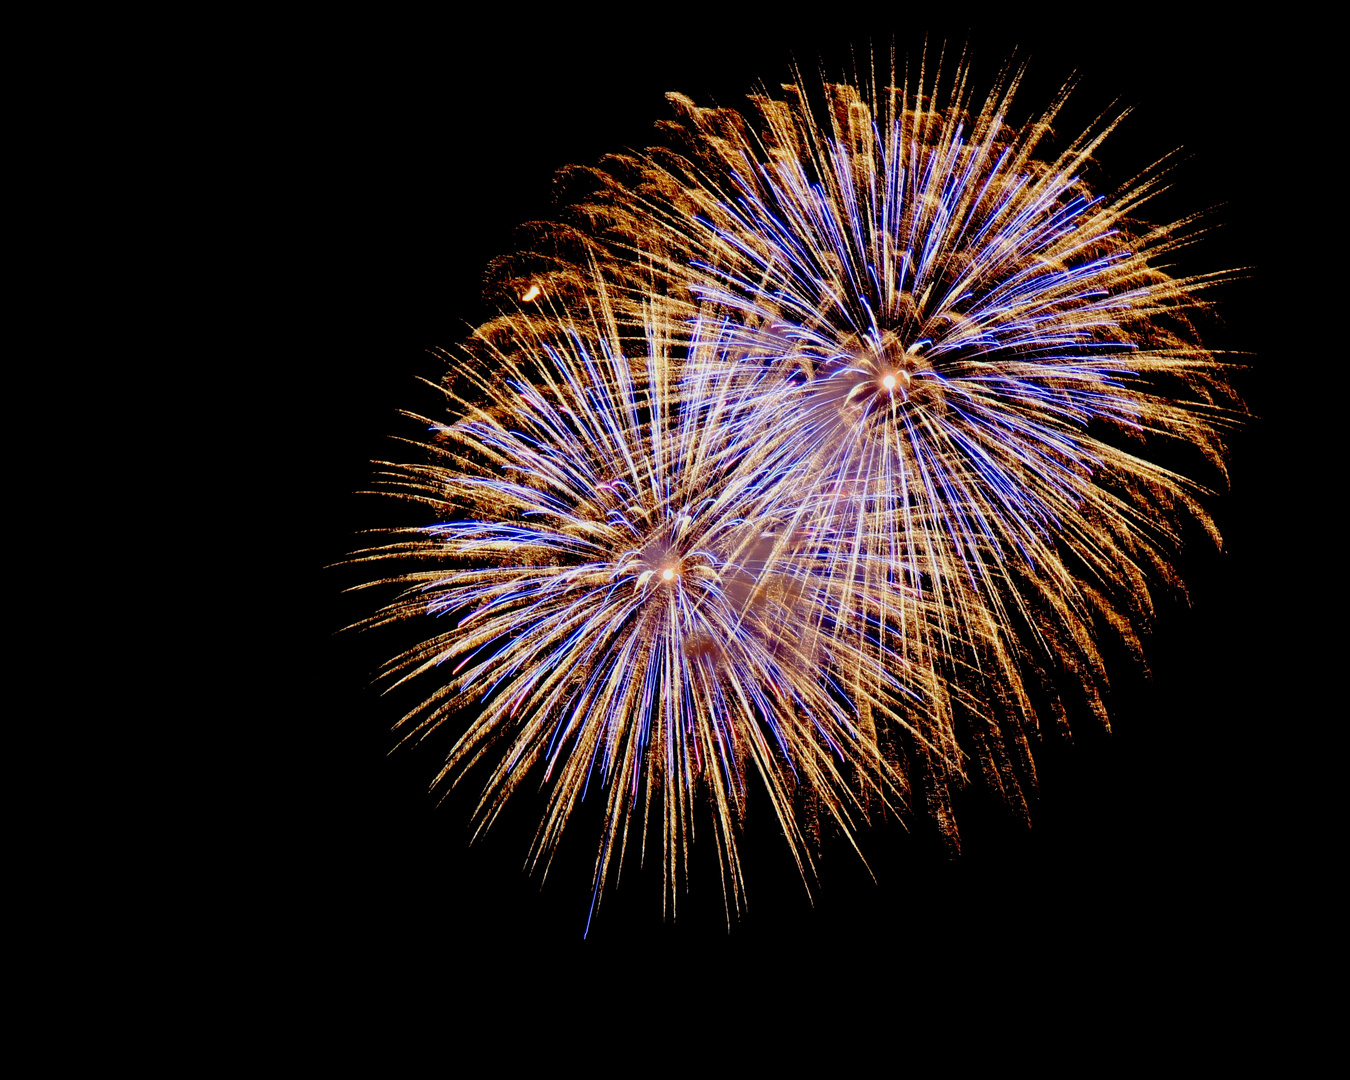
left=296, top=15, right=1290, bottom=995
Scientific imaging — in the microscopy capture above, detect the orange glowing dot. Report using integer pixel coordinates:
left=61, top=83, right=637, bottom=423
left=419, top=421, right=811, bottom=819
left=521, top=283, right=542, bottom=302
left=661, top=568, right=675, bottom=581
left=882, top=374, right=897, bottom=390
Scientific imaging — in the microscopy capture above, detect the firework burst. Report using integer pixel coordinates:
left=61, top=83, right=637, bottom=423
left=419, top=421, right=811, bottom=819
left=349, top=283, right=907, bottom=926
left=510, top=53, right=1241, bottom=840
left=350, top=47, right=1242, bottom=920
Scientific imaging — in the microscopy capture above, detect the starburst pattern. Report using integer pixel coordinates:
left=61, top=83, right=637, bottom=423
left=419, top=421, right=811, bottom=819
left=516, top=55, right=1239, bottom=836
left=351, top=51, right=1241, bottom=920
left=350, top=287, right=905, bottom=925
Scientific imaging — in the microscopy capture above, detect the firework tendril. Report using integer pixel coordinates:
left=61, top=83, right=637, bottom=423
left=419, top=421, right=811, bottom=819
left=351, top=51, right=1242, bottom=927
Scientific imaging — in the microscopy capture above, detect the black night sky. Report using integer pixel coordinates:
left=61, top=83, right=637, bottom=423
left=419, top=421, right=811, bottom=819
left=297, top=15, right=1294, bottom=997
